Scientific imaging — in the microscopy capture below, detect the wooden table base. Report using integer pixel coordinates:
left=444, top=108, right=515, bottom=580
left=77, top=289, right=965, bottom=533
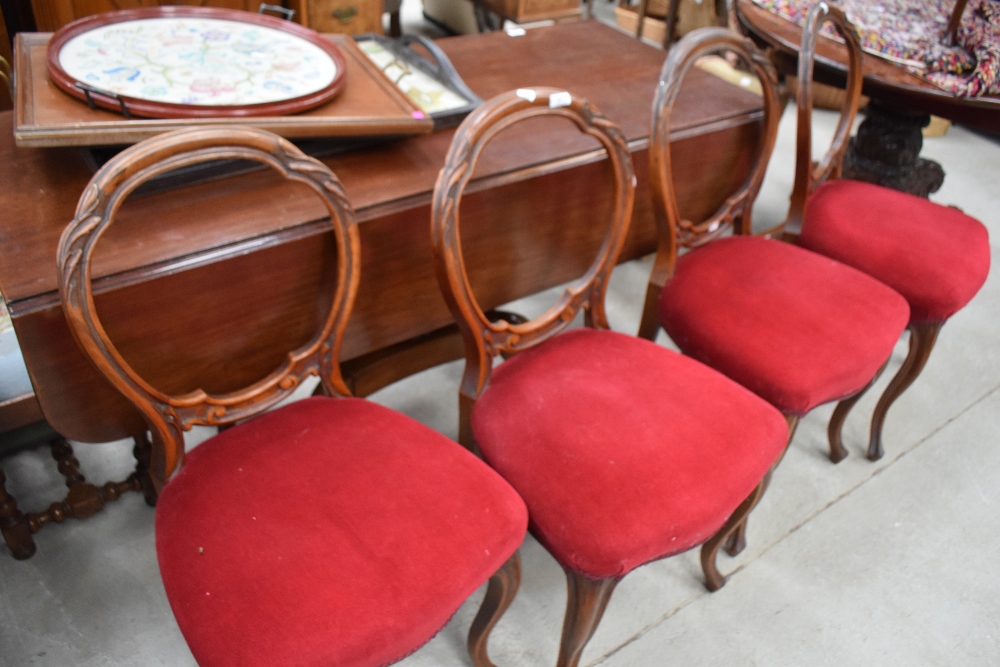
left=0, top=434, right=156, bottom=560
left=843, top=101, right=945, bottom=198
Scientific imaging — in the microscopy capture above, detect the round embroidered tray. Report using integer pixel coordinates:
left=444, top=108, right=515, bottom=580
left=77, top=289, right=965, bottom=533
left=46, top=7, right=347, bottom=119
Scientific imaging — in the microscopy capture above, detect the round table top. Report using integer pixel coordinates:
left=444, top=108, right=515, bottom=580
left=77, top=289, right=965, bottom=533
left=736, top=0, right=1000, bottom=132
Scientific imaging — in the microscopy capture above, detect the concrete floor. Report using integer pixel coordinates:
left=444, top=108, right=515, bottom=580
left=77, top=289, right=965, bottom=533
left=2, top=3, right=999, bottom=666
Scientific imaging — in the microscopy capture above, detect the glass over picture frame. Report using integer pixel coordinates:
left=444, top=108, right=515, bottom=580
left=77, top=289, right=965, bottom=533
left=354, top=33, right=482, bottom=129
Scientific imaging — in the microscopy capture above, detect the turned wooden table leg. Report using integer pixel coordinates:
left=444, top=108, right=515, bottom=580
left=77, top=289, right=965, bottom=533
left=843, top=100, right=945, bottom=198
left=0, top=465, right=36, bottom=559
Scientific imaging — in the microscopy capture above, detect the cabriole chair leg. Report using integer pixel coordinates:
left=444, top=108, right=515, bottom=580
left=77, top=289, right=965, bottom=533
left=827, top=361, right=887, bottom=464
left=556, top=571, right=619, bottom=667
left=703, top=471, right=771, bottom=591
left=868, top=322, right=942, bottom=461
left=720, top=414, right=799, bottom=560
left=468, top=551, right=522, bottom=667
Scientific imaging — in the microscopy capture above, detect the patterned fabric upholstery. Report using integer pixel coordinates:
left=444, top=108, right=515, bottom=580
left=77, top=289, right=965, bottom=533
left=752, top=0, right=1000, bottom=96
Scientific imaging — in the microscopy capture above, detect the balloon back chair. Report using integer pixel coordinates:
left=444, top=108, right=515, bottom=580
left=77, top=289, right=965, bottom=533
left=789, top=3, right=991, bottom=461
left=431, top=88, right=789, bottom=666
left=638, top=28, right=911, bottom=572
left=57, top=126, right=528, bottom=667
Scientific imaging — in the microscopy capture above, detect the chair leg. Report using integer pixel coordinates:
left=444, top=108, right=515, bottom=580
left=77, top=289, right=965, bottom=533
left=468, top=551, right=522, bottom=667
left=131, top=433, right=158, bottom=507
left=721, top=414, right=798, bottom=559
left=827, top=361, right=888, bottom=464
left=702, top=470, right=771, bottom=591
left=556, top=570, right=619, bottom=667
left=0, top=465, right=36, bottom=560
left=868, top=322, right=942, bottom=461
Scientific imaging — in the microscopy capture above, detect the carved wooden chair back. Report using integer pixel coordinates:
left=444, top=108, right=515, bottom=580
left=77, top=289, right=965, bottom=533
left=639, top=25, right=914, bottom=563
left=945, top=0, right=969, bottom=45
left=641, top=27, right=781, bottom=335
left=788, top=3, right=991, bottom=463
left=431, top=88, right=634, bottom=445
left=785, top=2, right=864, bottom=235
left=57, top=126, right=360, bottom=491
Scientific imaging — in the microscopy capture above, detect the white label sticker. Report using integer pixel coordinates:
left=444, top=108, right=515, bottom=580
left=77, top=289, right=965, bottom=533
left=516, top=88, right=537, bottom=103
left=549, top=91, right=572, bottom=108
left=506, top=27, right=527, bottom=37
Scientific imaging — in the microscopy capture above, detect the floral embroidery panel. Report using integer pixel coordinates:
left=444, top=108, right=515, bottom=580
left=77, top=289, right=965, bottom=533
left=751, top=0, right=1000, bottom=97
left=58, top=17, right=339, bottom=106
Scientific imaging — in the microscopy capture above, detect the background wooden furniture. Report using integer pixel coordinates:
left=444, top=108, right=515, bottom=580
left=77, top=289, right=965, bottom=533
left=736, top=0, right=1000, bottom=197
left=474, top=0, right=581, bottom=24
left=1, top=296, right=153, bottom=561
left=29, top=0, right=266, bottom=30
left=0, top=20, right=766, bottom=446
left=21, top=0, right=390, bottom=36
left=287, top=0, right=385, bottom=35
left=13, top=31, right=431, bottom=146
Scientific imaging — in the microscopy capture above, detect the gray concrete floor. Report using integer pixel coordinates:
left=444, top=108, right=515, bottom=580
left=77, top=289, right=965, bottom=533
left=2, top=3, right=999, bottom=665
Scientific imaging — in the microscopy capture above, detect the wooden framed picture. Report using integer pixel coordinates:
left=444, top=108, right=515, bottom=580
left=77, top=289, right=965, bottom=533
left=355, top=33, right=482, bottom=129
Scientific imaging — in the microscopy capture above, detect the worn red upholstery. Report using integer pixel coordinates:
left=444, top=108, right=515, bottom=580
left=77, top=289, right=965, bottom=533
left=471, top=328, right=788, bottom=580
left=659, top=235, right=911, bottom=416
left=799, top=180, right=991, bottom=324
left=157, top=396, right=528, bottom=667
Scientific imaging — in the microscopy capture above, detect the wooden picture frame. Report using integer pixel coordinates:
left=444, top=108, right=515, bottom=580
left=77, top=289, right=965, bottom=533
left=354, top=33, right=482, bottom=129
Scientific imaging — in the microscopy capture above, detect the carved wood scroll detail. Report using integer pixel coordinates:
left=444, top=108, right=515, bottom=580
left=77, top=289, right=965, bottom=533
left=430, top=88, right=636, bottom=423
left=57, top=126, right=361, bottom=489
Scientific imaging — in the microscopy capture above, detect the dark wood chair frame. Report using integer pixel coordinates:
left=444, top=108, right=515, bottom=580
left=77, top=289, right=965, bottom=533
left=432, top=89, right=635, bottom=454
left=57, top=127, right=363, bottom=489
left=432, top=87, right=773, bottom=664
left=638, top=26, right=884, bottom=586
left=785, top=3, right=947, bottom=462
left=432, top=88, right=637, bottom=667
left=56, top=125, right=519, bottom=667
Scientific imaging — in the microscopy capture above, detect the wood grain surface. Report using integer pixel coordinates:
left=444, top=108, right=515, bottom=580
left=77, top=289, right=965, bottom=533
left=0, top=20, right=765, bottom=442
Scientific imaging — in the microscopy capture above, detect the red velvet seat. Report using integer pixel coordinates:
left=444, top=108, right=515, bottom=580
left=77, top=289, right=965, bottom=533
left=432, top=88, right=787, bottom=667
left=158, top=396, right=526, bottom=667
left=473, top=328, right=787, bottom=580
left=800, top=181, right=990, bottom=325
left=57, top=128, right=527, bottom=667
left=638, top=27, right=910, bottom=574
left=787, top=6, right=992, bottom=460
left=660, top=235, right=910, bottom=417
